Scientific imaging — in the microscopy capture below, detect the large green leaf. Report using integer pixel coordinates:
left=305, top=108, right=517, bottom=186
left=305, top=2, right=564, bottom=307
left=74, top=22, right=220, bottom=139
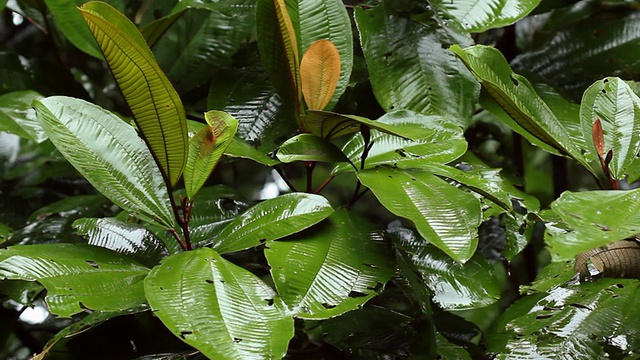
left=358, top=167, right=481, bottom=263
left=545, top=189, right=640, bottom=260
left=264, top=209, right=395, bottom=319
left=144, top=247, right=293, bottom=359
left=431, top=0, right=541, bottom=33
left=184, top=111, right=238, bottom=200
left=299, top=0, right=352, bottom=110
left=34, top=96, right=175, bottom=228
left=44, top=0, right=103, bottom=58
left=212, top=193, right=333, bottom=254
left=513, top=11, right=640, bottom=100
left=225, top=137, right=280, bottom=166
left=73, top=218, right=167, bottom=267
left=80, top=1, right=188, bottom=187
left=0, top=244, right=149, bottom=317
left=580, top=77, right=640, bottom=181
left=275, top=133, right=350, bottom=163
left=452, top=44, right=592, bottom=171
left=355, top=1, right=479, bottom=127
left=0, top=90, right=46, bottom=142
left=487, top=278, right=640, bottom=359
left=332, top=110, right=466, bottom=175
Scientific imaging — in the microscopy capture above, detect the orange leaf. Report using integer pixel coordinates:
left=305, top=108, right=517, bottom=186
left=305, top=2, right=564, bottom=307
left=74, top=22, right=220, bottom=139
left=592, top=118, right=605, bottom=159
left=300, top=40, right=341, bottom=111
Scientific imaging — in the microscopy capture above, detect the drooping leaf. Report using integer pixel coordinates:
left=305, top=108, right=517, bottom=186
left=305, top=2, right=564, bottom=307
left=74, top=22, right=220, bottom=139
left=0, top=280, right=44, bottom=306
left=580, top=77, right=640, bottom=181
left=0, top=244, right=149, bottom=317
left=73, top=218, right=167, bottom=267
left=332, top=110, right=465, bottom=175
left=451, top=44, right=592, bottom=172
left=358, top=167, right=481, bottom=263
left=275, top=133, right=350, bottom=163
left=299, top=0, right=352, bottom=111
left=43, top=0, right=103, bottom=58
left=34, top=97, right=175, bottom=228
left=355, top=1, right=479, bottom=127
left=212, top=193, right=333, bottom=254
left=80, top=1, right=188, bottom=186
left=0, top=90, right=46, bottom=142
left=264, top=209, right=395, bottom=319
left=184, top=111, right=238, bottom=200
left=546, top=189, right=640, bottom=260
left=255, top=0, right=302, bottom=117
left=431, top=0, right=541, bottom=33
left=302, top=109, right=436, bottom=141
left=300, top=39, right=340, bottom=111
left=140, top=8, right=186, bottom=48
left=144, top=247, right=293, bottom=359
left=225, top=137, right=280, bottom=167
left=487, top=278, right=640, bottom=359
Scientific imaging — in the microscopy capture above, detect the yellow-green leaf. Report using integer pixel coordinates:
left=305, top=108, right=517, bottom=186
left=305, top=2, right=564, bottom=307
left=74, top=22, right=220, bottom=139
left=184, top=111, right=239, bottom=200
left=274, top=0, right=302, bottom=114
left=300, top=39, right=341, bottom=111
left=80, top=1, right=188, bottom=187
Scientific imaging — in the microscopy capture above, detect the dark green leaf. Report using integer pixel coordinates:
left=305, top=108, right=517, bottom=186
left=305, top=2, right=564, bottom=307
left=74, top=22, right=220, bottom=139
left=355, top=2, right=479, bottom=127
left=212, top=193, right=333, bottom=254
left=0, top=244, right=149, bottom=317
left=44, top=0, right=103, bottom=58
left=0, top=90, right=46, bottom=142
left=34, top=96, right=176, bottom=228
left=144, top=247, right=293, bottom=359
left=275, top=133, right=350, bottom=163
left=225, top=137, right=280, bottom=166
left=431, top=0, right=541, bottom=33
left=140, top=9, right=186, bottom=48
left=359, top=167, right=481, bottom=262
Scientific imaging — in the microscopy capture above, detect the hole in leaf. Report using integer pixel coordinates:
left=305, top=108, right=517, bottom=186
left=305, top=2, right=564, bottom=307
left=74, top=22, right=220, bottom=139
left=510, top=75, right=519, bottom=86
left=348, top=291, right=367, bottom=298
left=205, top=279, right=214, bottom=284
left=362, top=263, right=379, bottom=269
left=159, top=287, right=164, bottom=290
left=536, top=314, right=552, bottom=320
left=265, top=298, right=274, bottom=306
left=569, top=303, right=591, bottom=310
left=85, top=260, right=99, bottom=269
left=179, top=331, right=193, bottom=339
left=259, top=238, right=267, bottom=244
left=395, top=149, right=407, bottom=157
left=321, top=303, right=336, bottom=309
left=615, top=283, right=624, bottom=289
left=233, top=337, right=243, bottom=343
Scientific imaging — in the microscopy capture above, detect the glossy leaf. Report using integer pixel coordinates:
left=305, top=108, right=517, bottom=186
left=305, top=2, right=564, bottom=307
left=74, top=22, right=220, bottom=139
left=302, top=109, right=436, bottom=140
left=225, top=137, right=280, bottom=166
left=452, top=44, right=591, bottom=171
left=332, top=111, right=465, bottom=175
left=300, top=40, right=340, bottom=111
left=0, top=90, right=46, bottom=142
left=580, top=77, right=640, bottom=180
left=43, top=0, right=103, bottom=58
left=0, top=244, right=149, bottom=317
left=184, top=111, right=238, bottom=200
left=358, top=167, right=481, bottom=263
left=255, top=0, right=301, bottom=116
left=34, top=96, right=175, bottom=228
left=73, top=218, right=166, bottom=267
left=487, top=278, right=640, bottom=358
left=275, top=134, right=350, bottom=163
left=546, top=189, right=640, bottom=260
left=299, top=0, right=352, bottom=111
left=144, top=247, right=293, bottom=359
left=212, top=193, right=333, bottom=254
left=431, top=0, right=541, bottom=33
left=80, top=1, right=188, bottom=186
left=264, top=209, right=395, bottom=319
left=355, top=2, right=479, bottom=127
left=174, top=0, right=255, bottom=16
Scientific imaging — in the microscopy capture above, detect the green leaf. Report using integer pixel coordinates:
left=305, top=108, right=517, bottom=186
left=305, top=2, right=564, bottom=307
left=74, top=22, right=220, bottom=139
left=0, top=90, right=46, bottom=142
left=73, top=218, right=167, bottom=267
left=34, top=96, right=175, bottom=229
left=184, top=111, right=238, bottom=200
left=0, top=244, right=149, bottom=317
left=43, top=0, right=103, bottom=58
left=355, top=2, right=479, bottom=127
left=332, top=110, right=466, bottom=175
left=431, top=0, right=541, bottom=33
left=264, top=209, right=395, bottom=319
left=302, top=109, right=436, bottom=141
left=580, top=77, right=640, bottom=180
left=225, top=137, right=280, bottom=167
left=358, top=167, right=481, bottom=263
left=144, top=247, right=293, bottom=360
left=487, top=278, right=640, bottom=358
left=140, top=8, right=186, bottom=48
left=275, top=133, right=350, bottom=163
left=212, top=193, right=333, bottom=254
left=80, top=1, right=188, bottom=187
left=546, top=189, right=640, bottom=260
left=299, top=0, right=353, bottom=110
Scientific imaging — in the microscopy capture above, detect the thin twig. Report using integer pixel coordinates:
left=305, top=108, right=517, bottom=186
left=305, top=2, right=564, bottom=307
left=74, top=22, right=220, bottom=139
left=314, top=175, right=335, bottom=194
left=274, top=165, right=299, bottom=192
left=305, top=161, right=316, bottom=193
